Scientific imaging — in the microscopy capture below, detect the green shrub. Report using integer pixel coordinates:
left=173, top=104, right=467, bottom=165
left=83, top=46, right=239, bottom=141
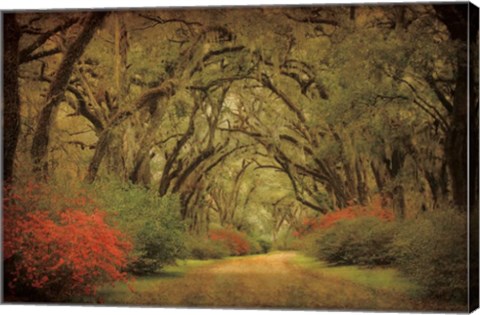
left=185, top=237, right=229, bottom=260
left=185, top=234, right=270, bottom=259
left=392, top=209, right=467, bottom=302
left=273, top=228, right=298, bottom=250
left=129, top=206, right=187, bottom=274
left=257, top=238, right=272, bottom=253
left=91, top=179, right=187, bottom=275
left=313, top=217, right=396, bottom=266
left=246, top=237, right=262, bottom=254
left=296, top=230, right=323, bottom=257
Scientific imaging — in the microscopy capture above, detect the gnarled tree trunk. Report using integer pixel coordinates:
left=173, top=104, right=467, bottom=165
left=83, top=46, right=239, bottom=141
left=30, top=12, right=107, bottom=179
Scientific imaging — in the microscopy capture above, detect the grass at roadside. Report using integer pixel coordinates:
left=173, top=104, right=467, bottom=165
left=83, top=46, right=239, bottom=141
left=291, top=254, right=420, bottom=294
left=96, top=258, right=219, bottom=304
left=162, top=259, right=219, bottom=276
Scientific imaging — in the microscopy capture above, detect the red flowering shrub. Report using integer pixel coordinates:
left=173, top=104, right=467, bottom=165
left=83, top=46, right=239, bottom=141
left=3, top=181, right=132, bottom=302
left=294, top=195, right=395, bottom=238
left=208, top=228, right=250, bottom=256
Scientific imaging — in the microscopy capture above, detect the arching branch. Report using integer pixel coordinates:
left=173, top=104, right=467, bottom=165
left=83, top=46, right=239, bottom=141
left=19, top=17, right=80, bottom=64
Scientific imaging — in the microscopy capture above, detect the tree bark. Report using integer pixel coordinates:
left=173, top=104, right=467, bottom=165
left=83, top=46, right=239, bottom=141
left=85, top=79, right=176, bottom=183
left=370, top=160, right=385, bottom=191
left=355, top=157, right=369, bottom=205
left=3, top=14, right=21, bottom=182
left=30, top=12, right=107, bottom=179
left=172, top=147, right=215, bottom=193
left=330, top=127, right=356, bottom=200
left=85, top=130, right=114, bottom=183
left=129, top=152, right=152, bottom=188
left=445, top=58, right=468, bottom=209
left=113, top=13, right=129, bottom=100
left=158, top=102, right=200, bottom=195
left=433, top=4, right=475, bottom=210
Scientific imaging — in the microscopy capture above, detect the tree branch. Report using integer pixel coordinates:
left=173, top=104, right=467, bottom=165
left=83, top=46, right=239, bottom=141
left=20, top=47, right=62, bottom=63
left=425, top=74, right=454, bottom=113
left=260, top=73, right=307, bottom=123
left=284, top=13, right=339, bottom=26
left=19, top=17, right=79, bottom=64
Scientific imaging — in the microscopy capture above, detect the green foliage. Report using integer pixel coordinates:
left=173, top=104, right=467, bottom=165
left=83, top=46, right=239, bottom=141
left=91, top=179, right=187, bottom=275
left=130, top=208, right=187, bottom=275
left=246, top=236, right=262, bottom=254
left=311, top=217, right=397, bottom=266
left=273, top=227, right=298, bottom=251
left=256, top=238, right=273, bottom=254
left=185, top=236, right=230, bottom=260
left=185, top=233, right=271, bottom=259
left=392, top=209, right=467, bottom=302
left=295, top=231, right=322, bottom=257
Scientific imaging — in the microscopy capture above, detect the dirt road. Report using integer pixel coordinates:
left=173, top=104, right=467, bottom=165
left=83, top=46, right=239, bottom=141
left=101, top=252, right=454, bottom=311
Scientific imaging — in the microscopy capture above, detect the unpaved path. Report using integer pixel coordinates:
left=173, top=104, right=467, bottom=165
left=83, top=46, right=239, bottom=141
left=105, top=252, right=454, bottom=311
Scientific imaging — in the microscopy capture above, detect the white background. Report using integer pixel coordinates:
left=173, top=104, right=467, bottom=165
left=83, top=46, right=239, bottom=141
left=0, top=0, right=479, bottom=314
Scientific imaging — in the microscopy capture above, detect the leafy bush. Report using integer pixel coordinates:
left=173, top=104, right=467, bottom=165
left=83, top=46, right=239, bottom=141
left=129, top=208, right=187, bottom=274
left=3, top=181, right=131, bottom=302
left=257, top=238, right=272, bottom=253
left=209, top=228, right=250, bottom=256
left=185, top=237, right=230, bottom=260
left=392, top=209, right=467, bottom=302
left=246, top=236, right=262, bottom=254
left=313, top=216, right=397, bottom=266
left=91, top=179, right=187, bottom=275
left=185, top=233, right=270, bottom=259
left=272, top=225, right=301, bottom=251
left=295, top=230, right=322, bottom=257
